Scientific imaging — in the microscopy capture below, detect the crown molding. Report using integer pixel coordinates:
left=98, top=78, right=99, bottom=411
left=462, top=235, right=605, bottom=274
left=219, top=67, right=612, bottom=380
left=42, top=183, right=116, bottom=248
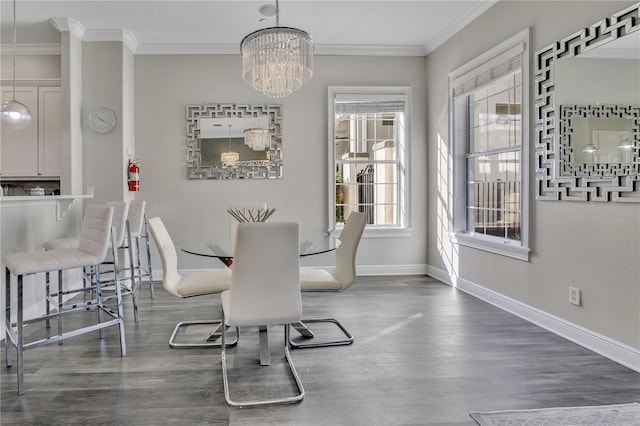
left=83, top=29, right=138, bottom=53
left=423, top=0, right=498, bottom=54
left=48, top=19, right=137, bottom=53
left=135, top=43, right=426, bottom=56
left=49, top=18, right=86, bottom=40
left=3, top=41, right=446, bottom=57
left=315, top=44, right=426, bottom=57
left=135, top=43, right=240, bottom=55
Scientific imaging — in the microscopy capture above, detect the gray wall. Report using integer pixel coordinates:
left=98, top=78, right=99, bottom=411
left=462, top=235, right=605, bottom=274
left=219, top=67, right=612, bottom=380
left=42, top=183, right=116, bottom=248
left=82, top=41, right=130, bottom=205
left=133, top=55, right=427, bottom=271
left=425, top=0, right=639, bottom=350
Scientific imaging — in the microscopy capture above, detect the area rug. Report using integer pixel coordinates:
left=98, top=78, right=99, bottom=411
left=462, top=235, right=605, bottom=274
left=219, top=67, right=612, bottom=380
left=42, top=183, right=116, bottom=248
left=470, top=402, right=640, bottom=425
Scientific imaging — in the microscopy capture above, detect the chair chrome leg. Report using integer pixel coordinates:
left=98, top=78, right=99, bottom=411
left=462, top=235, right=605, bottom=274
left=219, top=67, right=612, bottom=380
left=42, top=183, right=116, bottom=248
left=5, top=268, right=12, bottom=368
left=289, top=318, right=354, bottom=349
left=221, top=321, right=305, bottom=408
left=169, top=320, right=238, bottom=348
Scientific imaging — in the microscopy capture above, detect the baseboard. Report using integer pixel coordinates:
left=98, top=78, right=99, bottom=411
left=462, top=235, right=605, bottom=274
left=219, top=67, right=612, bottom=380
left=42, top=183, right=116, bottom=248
left=426, top=265, right=640, bottom=373
left=356, top=264, right=429, bottom=276
left=172, top=264, right=430, bottom=278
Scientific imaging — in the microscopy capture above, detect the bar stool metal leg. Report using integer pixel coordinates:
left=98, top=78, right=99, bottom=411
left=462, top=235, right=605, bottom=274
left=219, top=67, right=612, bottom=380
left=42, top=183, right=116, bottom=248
left=5, top=267, right=12, bottom=369
left=45, top=271, right=51, bottom=328
left=57, top=270, right=63, bottom=344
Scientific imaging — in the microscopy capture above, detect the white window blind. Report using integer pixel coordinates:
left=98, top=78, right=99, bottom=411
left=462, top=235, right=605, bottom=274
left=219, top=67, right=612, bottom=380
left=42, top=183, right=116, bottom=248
left=452, top=43, right=524, bottom=97
left=335, top=100, right=406, bottom=114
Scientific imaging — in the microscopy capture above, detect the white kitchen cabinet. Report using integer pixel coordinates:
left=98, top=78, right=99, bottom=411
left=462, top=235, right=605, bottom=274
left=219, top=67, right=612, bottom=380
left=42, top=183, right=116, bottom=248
left=1, top=87, right=39, bottom=177
left=38, top=87, right=62, bottom=177
left=0, top=86, right=62, bottom=178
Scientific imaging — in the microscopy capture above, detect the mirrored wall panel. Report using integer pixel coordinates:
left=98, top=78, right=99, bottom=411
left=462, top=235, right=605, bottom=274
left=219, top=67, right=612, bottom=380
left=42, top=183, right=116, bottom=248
left=186, top=103, right=282, bottom=179
left=535, top=3, right=640, bottom=202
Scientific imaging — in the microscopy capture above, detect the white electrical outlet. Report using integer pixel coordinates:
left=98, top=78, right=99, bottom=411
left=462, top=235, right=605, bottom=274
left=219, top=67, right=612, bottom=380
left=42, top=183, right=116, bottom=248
left=569, top=287, right=581, bottom=306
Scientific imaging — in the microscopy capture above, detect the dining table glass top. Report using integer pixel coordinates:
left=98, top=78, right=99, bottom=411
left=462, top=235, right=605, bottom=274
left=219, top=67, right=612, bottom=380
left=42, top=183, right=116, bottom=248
left=178, top=232, right=339, bottom=259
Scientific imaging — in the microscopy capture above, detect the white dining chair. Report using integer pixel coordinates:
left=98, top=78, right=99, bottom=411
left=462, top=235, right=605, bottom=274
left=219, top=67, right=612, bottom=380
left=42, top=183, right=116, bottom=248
left=220, top=221, right=304, bottom=408
left=291, top=211, right=367, bottom=349
left=3, top=203, right=127, bottom=395
left=147, top=216, right=237, bottom=348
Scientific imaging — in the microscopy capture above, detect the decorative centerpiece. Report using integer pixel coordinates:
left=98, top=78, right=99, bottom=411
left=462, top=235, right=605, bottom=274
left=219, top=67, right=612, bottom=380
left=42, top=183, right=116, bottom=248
left=227, top=207, right=276, bottom=223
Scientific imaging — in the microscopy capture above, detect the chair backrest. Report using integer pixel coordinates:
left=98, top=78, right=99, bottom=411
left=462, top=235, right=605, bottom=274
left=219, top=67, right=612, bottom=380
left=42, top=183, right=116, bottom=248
left=228, top=202, right=268, bottom=251
left=106, top=201, right=129, bottom=248
left=77, top=203, right=115, bottom=263
left=332, top=211, right=367, bottom=291
left=147, top=217, right=182, bottom=298
left=227, top=222, right=301, bottom=327
left=127, top=200, right=146, bottom=238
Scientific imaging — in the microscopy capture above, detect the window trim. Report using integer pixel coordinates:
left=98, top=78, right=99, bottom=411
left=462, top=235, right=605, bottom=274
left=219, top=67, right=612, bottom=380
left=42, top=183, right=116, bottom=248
left=328, top=86, right=412, bottom=237
left=449, top=28, right=531, bottom=261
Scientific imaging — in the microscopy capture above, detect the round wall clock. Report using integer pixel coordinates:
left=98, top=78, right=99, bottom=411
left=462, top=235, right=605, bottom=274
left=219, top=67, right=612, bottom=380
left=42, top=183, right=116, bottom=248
left=88, top=107, right=117, bottom=133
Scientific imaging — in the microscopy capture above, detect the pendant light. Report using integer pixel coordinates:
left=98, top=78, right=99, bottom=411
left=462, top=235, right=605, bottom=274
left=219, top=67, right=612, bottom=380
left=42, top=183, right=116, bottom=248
left=0, top=0, right=32, bottom=130
left=244, top=128, right=271, bottom=151
left=220, top=125, right=239, bottom=167
left=582, top=113, right=598, bottom=156
left=618, top=117, right=633, bottom=152
left=240, top=0, right=314, bottom=98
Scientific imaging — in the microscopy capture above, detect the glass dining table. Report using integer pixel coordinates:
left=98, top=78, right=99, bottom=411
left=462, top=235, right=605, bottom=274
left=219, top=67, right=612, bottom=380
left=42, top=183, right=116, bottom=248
left=179, top=232, right=339, bottom=267
left=178, top=231, right=339, bottom=365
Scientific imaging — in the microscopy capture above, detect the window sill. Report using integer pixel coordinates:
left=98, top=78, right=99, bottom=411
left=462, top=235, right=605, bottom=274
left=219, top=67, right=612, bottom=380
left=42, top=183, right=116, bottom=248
left=331, top=227, right=413, bottom=238
left=451, top=232, right=530, bottom=261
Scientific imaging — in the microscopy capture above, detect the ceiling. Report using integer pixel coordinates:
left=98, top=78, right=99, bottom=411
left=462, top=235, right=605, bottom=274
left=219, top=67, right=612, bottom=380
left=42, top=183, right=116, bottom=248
left=0, top=0, right=497, bottom=56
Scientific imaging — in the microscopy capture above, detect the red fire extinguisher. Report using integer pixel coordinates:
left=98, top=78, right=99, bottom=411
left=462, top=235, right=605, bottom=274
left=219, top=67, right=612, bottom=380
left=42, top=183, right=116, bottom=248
left=128, top=159, right=140, bottom=192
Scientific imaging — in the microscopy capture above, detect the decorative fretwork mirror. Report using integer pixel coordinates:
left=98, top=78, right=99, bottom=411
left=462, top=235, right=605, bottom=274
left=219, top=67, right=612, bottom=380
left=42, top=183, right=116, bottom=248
left=186, top=103, right=282, bottom=179
left=535, top=3, right=640, bottom=202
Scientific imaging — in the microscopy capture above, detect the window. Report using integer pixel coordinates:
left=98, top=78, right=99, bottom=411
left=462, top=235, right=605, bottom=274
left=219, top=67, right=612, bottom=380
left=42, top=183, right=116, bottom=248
left=328, top=87, right=411, bottom=235
left=450, top=29, right=530, bottom=260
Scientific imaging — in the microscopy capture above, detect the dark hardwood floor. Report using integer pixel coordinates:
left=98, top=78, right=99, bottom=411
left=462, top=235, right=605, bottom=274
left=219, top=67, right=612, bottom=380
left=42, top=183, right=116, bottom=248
left=2, top=275, right=639, bottom=425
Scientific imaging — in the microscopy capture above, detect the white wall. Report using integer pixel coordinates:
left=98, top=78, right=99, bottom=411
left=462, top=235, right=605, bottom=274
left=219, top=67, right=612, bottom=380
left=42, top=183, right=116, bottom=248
left=133, top=55, right=427, bottom=272
left=425, top=0, right=639, bottom=356
left=82, top=41, right=129, bottom=205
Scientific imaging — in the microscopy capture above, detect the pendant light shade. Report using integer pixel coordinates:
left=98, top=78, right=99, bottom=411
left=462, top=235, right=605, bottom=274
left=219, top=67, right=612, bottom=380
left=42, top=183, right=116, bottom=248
left=221, top=124, right=239, bottom=167
left=618, top=138, right=633, bottom=152
left=244, top=128, right=271, bottom=151
left=0, top=100, right=32, bottom=129
left=240, top=0, right=314, bottom=98
left=582, top=143, right=599, bottom=155
left=0, top=0, right=32, bottom=130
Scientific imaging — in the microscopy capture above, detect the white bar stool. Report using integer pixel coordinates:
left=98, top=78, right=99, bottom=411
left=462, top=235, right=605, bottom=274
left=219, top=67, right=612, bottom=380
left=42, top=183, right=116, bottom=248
left=3, top=203, right=127, bottom=395
left=123, top=200, right=155, bottom=297
left=43, top=201, right=139, bottom=321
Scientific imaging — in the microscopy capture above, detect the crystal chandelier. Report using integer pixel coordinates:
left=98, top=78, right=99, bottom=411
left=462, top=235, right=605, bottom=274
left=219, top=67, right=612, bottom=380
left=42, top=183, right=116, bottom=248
left=221, top=125, right=239, bottom=167
left=244, top=128, right=271, bottom=151
left=0, top=0, right=32, bottom=129
left=240, top=0, right=314, bottom=98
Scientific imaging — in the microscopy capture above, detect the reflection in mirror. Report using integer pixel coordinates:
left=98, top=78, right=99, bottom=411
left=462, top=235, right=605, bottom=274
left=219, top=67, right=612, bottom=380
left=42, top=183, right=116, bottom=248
left=185, top=104, right=282, bottom=179
left=535, top=3, right=640, bottom=201
left=559, top=105, right=639, bottom=177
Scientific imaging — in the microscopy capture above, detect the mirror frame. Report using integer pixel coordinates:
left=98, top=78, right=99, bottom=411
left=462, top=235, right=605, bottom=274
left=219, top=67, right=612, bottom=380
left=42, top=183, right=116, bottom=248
left=186, top=103, right=282, bottom=179
left=535, top=3, right=640, bottom=202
